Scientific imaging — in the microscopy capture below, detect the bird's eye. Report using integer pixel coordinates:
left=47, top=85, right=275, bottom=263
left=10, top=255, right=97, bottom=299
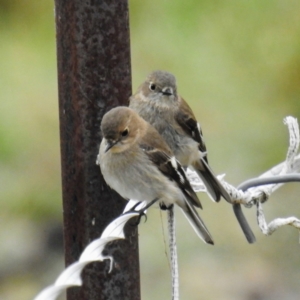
left=149, top=83, right=156, bottom=91
left=121, top=129, right=129, bottom=137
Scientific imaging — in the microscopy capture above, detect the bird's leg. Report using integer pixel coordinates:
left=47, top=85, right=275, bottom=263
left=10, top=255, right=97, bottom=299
left=129, top=201, right=145, bottom=211
left=126, top=198, right=159, bottom=225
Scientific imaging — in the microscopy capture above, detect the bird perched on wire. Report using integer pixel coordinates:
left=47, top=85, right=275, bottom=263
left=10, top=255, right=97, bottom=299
left=129, top=70, right=230, bottom=203
left=129, top=70, right=256, bottom=243
left=97, top=106, right=214, bottom=245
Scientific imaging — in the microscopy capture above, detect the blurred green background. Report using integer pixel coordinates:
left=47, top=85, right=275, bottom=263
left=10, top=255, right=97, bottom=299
left=1, top=0, right=300, bottom=299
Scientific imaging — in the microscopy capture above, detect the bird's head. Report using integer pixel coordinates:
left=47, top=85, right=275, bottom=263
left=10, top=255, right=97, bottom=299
left=101, top=107, right=142, bottom=153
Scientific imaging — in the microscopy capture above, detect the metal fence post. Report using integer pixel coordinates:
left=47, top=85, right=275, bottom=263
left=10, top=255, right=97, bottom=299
left=54, top=0, right=141, bottom=299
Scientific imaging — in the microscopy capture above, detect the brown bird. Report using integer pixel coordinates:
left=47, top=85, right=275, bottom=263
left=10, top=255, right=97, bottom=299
left=97, top=106, right=214, bottom=244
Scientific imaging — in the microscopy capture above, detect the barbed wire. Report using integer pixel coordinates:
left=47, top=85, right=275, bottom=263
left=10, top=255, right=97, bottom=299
left=33, top=116, right=300, bottom=300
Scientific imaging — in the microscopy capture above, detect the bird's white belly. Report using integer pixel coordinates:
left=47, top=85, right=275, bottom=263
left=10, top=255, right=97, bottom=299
left=99, top=149, right=181, bottom=206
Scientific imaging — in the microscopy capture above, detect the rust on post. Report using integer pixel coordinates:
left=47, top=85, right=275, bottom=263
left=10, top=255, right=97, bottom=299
left=54, top=0, right=141, bottom=299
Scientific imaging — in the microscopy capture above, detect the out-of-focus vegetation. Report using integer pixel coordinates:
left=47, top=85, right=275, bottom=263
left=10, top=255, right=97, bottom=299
left=1, top=1, right=300, bottom=299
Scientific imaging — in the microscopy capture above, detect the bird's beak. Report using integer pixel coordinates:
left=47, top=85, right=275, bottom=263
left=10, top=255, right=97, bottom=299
left=162, top=87, right=173, bottom=96
left=105, top=139, right=118, bottom=153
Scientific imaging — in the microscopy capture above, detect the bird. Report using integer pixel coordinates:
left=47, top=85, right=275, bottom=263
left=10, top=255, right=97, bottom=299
left=129, top=70, right=230, bottom=203
left=97, top=106, right=214, bottom=244
left=129, top=70, right=256, bottom=243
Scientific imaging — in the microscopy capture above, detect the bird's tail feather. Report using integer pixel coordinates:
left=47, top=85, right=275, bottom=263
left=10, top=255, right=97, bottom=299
left=180, top=199, right=214, bottom=245
left=195, top=158, right=231, bottom=203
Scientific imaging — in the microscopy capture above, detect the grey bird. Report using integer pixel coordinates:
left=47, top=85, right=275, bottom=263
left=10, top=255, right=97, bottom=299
left=129, top=70, right=230, bottom=203
left=129, top=70, right=256, bottom=243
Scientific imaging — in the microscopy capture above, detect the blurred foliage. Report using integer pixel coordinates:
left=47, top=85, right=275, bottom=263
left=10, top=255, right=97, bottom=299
left=1, top=0, right=300, bottom=299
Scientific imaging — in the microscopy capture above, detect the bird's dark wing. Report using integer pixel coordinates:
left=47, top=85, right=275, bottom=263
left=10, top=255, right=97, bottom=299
left=139, top=142, right=202, bottom=209
left=175, top=97, right=207, bottom=158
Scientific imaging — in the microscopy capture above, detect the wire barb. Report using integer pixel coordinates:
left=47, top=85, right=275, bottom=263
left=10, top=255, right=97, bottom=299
left=187, top=116, right=300, bottom=240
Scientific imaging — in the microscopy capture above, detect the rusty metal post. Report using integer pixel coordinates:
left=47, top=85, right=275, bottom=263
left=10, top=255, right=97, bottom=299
left=54, top=0, right=141, bottom=299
